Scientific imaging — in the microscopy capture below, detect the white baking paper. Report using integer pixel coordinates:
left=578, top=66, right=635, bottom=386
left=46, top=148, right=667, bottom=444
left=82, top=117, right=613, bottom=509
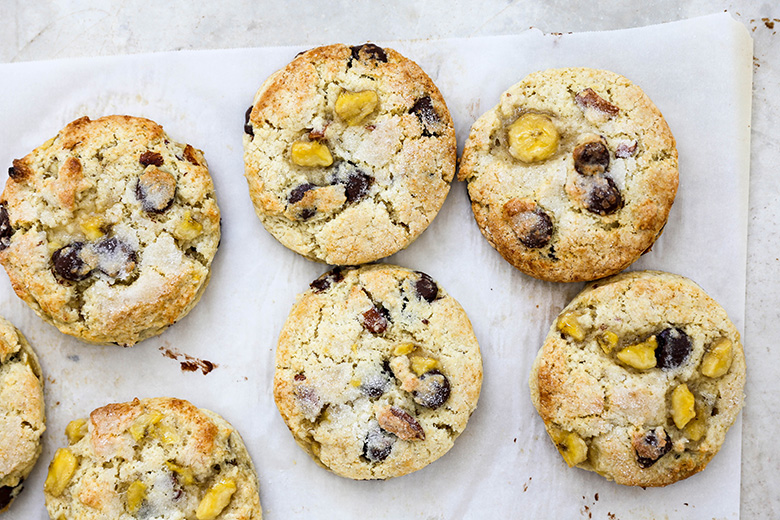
left=0, top=12, right=752, bottom=520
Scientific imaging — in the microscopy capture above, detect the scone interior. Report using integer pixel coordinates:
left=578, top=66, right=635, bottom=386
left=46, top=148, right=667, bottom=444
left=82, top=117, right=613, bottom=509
left=274, top=264, right=482, bottom=479
left=0, top=115, right=221, bottom=346
left=529, top=271, right=745, bottom=486
left=459, top=68, right=679, bottom=282
left=44, top=397, right=262, bottom=520
left=243, top=43, right=457, bottom=265
left=0, top=317, right=45, bottom=513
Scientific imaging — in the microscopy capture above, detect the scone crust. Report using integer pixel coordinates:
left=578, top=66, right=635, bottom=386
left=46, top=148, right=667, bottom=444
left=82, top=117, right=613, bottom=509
left=0, top=115, right=221, bottom=346
left=529, top=271, right=746, bottom=486
left=274, top=264, right=482, bottom=479
left=459, top=68, right=678, bottom=282
left=243, top=43, right=456, bottom=265
left=44, top=397, right=262, bottom=520
left=0, top=317, right=45, bottom=513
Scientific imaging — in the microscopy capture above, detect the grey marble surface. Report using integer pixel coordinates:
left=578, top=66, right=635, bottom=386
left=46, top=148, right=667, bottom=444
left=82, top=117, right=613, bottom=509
left=2, top=1, right=778, bottom=518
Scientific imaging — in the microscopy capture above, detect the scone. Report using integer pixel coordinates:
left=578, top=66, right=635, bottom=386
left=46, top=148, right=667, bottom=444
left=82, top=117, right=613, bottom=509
left=243, top=43, right=457, bottom=265
left=529, top=271, right=745, bottom=486
left=459, top=68, right=678, bottom=282
left=0, top=115, right=221, bottom=346
left=274, top=264, right=482, bottom=479
left=44, top=397, right=262, bottom=519
left=0, top=317, right=45, bottom=513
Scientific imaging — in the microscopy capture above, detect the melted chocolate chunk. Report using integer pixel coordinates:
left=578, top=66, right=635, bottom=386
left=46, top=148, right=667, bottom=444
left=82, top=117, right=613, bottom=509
left=411, top=96, right=439, bottom=128
left=7, top=166, right=19, bottom=180
left=52, top=242, right=93, bottom=281
left=519, top=209, right=553, bottom=249
left=415, top=272, right=438, bottom=303
left=350, top=43, right=388, bottom=63
left=94, top=237, right=137, bottom=280
left=584, top=177, right=622, bottom=215
left=573, top=140, right=610, bottom=176
left=0, top=205, right=13, bottom=250
left=139, top=151, right=164, bottom=167
left=363, top=425, right=395, bottom=462
left=310, top=267, right=345, bottom=293
left=655, top=328, right=692, bottom=370
left=136, top=168, right=177, bottom=213
left=633, top=428, right=672, bottom=468
left=344, top=171, right=373, bottom=203
left=360, top=365, right=393, bottom=398
left=361, top=305, right=389, bottom=334
left=413, top=370, right=451, bottom=409
left=288, top=183, right=315, bottom=204
left=0, top=484, right=18, bottom=510
left=244, top=106, right=254, bottom=137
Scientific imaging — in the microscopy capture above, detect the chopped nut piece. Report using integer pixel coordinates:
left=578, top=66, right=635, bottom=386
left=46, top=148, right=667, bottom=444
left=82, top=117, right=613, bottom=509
left=126, top=480, right=147, bottom=513
left=389, top=355, right=419, bottom=393
left=392, top=343, right=416, bottom=356
left=615, top=140, right=638, bottom=158
left=196, top=478, right=237, bottom=520
left=617, top=336, right=658, bottom=370
left=597, top=330, right=619, bottom=354
left=701, top=338, right=733, bottom=378
left=65, top=418, right=88, bottom=444
left=409, top=355, right=439, bottom=376
left=575, top=88, right=620, bottom=117
left=335, top=90, right=379, bottom=125
left=671, top=383, right=696, bottom=429
left=44, top=448, right=78, bottom=497
left=291, top=141, right=333, bottom=167
left=375, top=405, right=425, bottom=441
left=136, top=166, right=177, bottom=213
left=507, top=113, right=560, bottom=163
left=550, top=429, right=588, bottom=467
left=557, top=311, right=587, bottom=341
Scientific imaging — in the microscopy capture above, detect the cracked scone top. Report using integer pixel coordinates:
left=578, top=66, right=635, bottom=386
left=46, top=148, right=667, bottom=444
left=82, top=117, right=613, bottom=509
left=529, top=271, right=745, bottom=486
left=243, top=43, right=457, bottom=265
left=459, top=68, right=678, bottom=282
left=0, top=317, right=45, bottom=513
left=44, top=397, right=262, bottom=520
left=274, top=264, right=482, bottom=479
left=0, top=115, right=221, bottom=346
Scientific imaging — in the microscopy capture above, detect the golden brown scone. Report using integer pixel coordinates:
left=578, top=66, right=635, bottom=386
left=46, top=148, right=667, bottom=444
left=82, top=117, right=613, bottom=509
left=243, top=43, right=456, bottom=265
left=274, top=264, right=482, bottom=479
left=0, top=115, right=221, bottom=346
left=529, top=271, right=745, bottom=486
left=460, top=68, right=678, bottom=282
left=0, top=317, right=45, bottom=513
left=44, top=397, right=262, bottom=519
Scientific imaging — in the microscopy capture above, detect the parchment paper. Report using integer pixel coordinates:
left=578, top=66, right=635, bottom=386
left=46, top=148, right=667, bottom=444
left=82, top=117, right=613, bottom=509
left=0, top=12, right=752, bottom=520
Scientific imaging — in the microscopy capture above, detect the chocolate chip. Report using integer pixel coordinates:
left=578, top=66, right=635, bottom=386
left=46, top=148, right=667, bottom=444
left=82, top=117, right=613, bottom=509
left=519, top=209, right=553, bottom=249
left=94, top=237, right=137, bottom=280
left=7, top=166, right=20, bottom=180
left=350, top=43, right=388, bottom=63
left=344, top=171, right=373, bottom=203
left=363, top=424, right=395, bottom=462
left=415, top=272, right=438, bottom=303
left=136, top=167, right=177, bottom=213
left=299, top=208, right=316, bottom=220
left=244, top=106, right=254, bottom=137
left=615, top=140, right=638, bottom=158
left=411, top=96, right=439, bottom=128
left=413, top=370, right=451, bottom=409
left=573, top=140, right=610, bottom=176
left=139, top=151, right=164, bottom=167
left=0, top=484, right=19, bottom=510
left=361, top=305, right=389, bottom=334
left=655, top=328, right=692, bottom=370
left=584, top=176, right=622, bottom=215
left=310, top=267, right=345, bottom=293
left=633, top=427, right=672, bottom=468
left=360, top=366, right=392, bottom=398
left=575, top=88, right=620, bottom=117
left=288, top=183, right=315, bottom=204
left=0, top=205, right=13, bottom=250
left=52, top=242, right=92, bottom=281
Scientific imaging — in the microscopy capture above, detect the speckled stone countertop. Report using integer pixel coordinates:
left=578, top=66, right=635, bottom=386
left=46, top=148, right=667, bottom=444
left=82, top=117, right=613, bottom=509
left=2, top=1, right=778, bottom=518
